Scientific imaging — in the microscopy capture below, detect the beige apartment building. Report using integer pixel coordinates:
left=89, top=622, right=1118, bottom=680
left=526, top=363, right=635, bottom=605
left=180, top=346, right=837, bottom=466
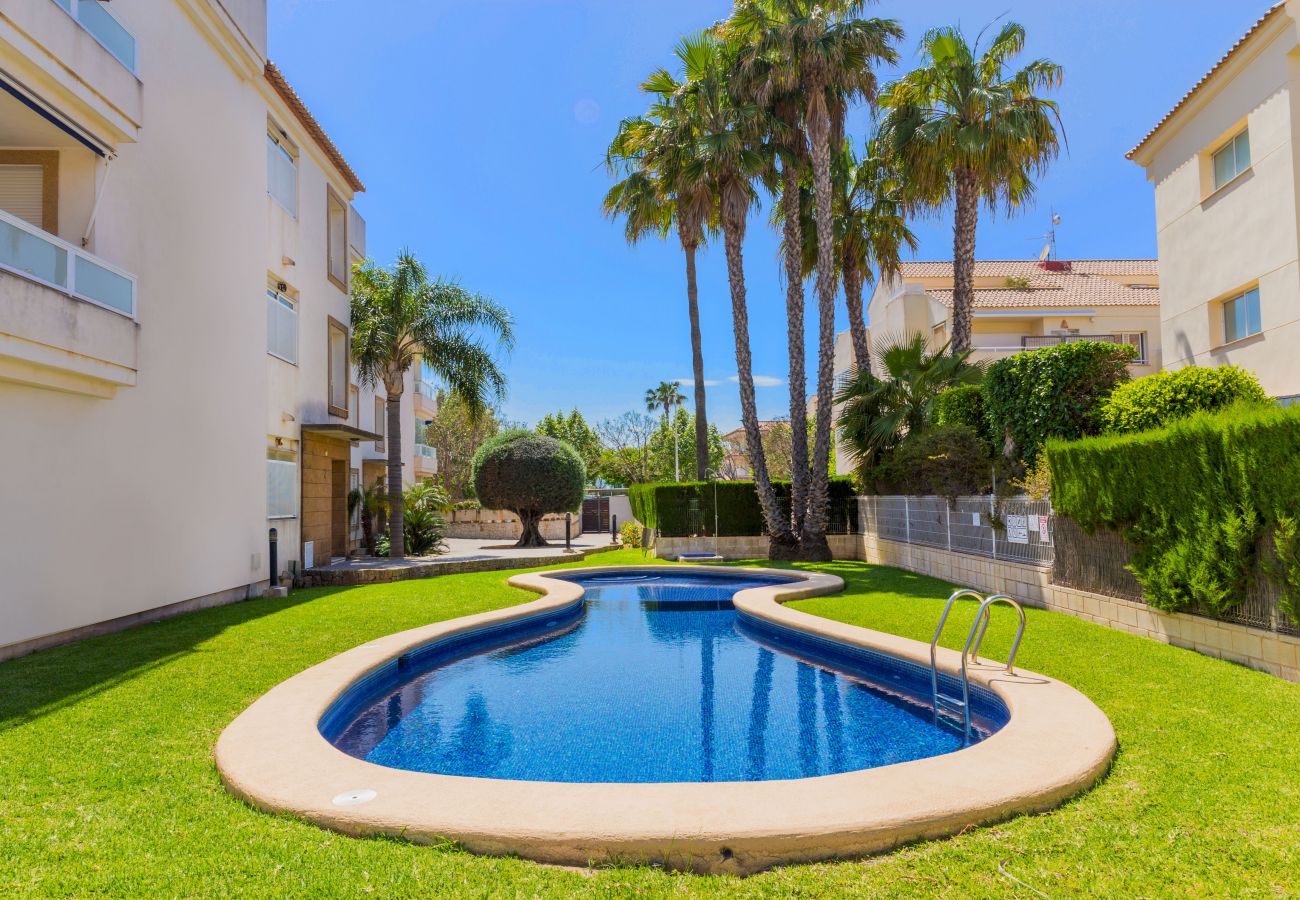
left=0, top=0, right=427, bottom=659
left=1128, top=1, right=1300, bottom=401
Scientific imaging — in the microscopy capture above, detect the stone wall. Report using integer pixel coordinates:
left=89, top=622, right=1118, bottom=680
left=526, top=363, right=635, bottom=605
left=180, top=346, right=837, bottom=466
left=856, top=531, right=1300, bottom=684
left=445, top=508, right=584, bottom=542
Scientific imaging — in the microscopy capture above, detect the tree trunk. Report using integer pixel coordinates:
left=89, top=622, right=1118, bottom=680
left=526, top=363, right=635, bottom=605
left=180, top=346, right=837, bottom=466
left=515, top=510, right=547, bottom=548
left=721, top=216, right=796, bottom=557
left=800, top=96, right=836, bottom=562
left=951, top=166, right=979, bottom=354
left=684, top=243, right=710, bottom=481
left=386, top=390, right=405, bottom=558
left=780, top=161, right=810, bottom=538
left=844, top=263, right=869, bottom=372
left=361, top=507, right=374, bottom=556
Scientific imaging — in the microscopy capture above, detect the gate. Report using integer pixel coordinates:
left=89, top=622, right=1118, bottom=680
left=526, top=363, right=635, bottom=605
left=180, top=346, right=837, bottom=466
left=582, top=496, right=610, bottom=533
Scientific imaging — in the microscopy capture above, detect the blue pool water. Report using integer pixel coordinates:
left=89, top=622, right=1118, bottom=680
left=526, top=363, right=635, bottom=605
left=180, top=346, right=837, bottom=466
left=323, top=570, right=1009, bottom=783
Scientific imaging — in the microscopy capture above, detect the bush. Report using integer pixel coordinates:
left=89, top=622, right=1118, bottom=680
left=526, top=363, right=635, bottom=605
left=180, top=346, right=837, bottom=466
left=1100, top=365, right=1269, bottom=434
left=933, top=385, right=989, bottom=443
left=619, top=520, right=644, bottom=548
left=403, top=482, right=449, bottom=556
left=1047, top=404, right=1300, bottom=623
left=472, top=430, right=586, bottom=548
left=985, top=341, right=1134, bottom=466
left=630, top=477, right=858, bottom=537
left=867, top=425, right=992, bottom=499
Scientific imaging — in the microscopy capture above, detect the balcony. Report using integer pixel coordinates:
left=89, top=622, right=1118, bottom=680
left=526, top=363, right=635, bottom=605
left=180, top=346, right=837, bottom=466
left=0, top=208, right=137, bottom=397
left=414, top=443, right=437, bottom=477
left=50, top=0, right=137, bottom=72
left=972, top=333, right=1147, bottom=366
left=414, top=380, right=439, bottom=416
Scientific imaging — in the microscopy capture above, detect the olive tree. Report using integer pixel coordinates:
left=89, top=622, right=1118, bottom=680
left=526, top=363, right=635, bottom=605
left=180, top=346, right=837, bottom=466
left=471, top=430, right=586, bottom=548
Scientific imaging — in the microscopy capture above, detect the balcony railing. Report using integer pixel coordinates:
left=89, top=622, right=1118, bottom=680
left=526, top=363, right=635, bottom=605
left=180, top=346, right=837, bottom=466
left=416, top=380, right=438, bottom=402
left=0, top=208, right=136, bottom=318
left=973, top=333, right=1146, bottom=365
left=51, top=0, right=137, bottom=72
left=415, top=444, right=437, bottom=469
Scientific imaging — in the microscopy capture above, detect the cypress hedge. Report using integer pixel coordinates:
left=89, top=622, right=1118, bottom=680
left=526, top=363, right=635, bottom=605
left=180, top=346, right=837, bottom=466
left=1047, top=404, right=1300, bottom=623
left=630, top=477, right=858, bottom=537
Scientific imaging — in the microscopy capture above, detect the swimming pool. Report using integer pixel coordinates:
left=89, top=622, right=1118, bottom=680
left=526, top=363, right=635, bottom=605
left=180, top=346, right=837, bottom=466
left=321, top=569, right=1008, bottom=783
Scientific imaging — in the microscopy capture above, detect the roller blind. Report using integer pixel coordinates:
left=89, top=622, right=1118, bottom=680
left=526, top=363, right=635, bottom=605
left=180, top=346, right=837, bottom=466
left=0, top=165, right=43, bottom=227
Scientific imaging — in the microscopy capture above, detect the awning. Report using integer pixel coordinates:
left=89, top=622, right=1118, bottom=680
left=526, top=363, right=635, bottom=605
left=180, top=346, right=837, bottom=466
left=301, top=423, right=382, bottom=442
left=0, top=70, right=111, bottom=157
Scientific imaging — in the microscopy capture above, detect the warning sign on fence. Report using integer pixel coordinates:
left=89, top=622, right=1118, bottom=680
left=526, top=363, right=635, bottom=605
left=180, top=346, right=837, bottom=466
left=1005, top=515, right=1030, bottom=545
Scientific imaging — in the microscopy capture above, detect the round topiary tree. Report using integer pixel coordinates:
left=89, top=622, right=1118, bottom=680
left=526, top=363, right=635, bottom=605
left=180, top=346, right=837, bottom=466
left=472, top=430, right=586, bottom=548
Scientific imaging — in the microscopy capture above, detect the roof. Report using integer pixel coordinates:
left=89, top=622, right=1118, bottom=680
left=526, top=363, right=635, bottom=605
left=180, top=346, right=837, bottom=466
left=1127, top=3, right=1286, bottom=161
left=896, top=260, right=1160, bottom=310
left=898, top=260, right=1159, bottom=278
left=264, top=61, right=365, bottom=193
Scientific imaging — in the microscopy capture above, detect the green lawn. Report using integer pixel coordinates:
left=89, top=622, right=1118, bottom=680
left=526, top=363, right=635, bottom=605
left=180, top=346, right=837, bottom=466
left=2, top=550, right=1297, bottom=897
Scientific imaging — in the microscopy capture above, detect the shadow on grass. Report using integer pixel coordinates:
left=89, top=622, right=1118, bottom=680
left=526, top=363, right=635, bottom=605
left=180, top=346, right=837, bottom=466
left=0, top=589, right=327, bottom=729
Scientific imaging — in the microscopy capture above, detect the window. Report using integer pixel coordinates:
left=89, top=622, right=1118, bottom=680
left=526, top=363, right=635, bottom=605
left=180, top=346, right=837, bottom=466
left=1115, top=332, right=1147, bottom=364
left=267, top=130, right=298, bottom=216
left=267, top=448, right=297, bottom=519
left=1212, top=129, right=1251, bottom=190
left=326, top=188, right=348, bottom=290
left=1223, top=287, right=1262, bottom=344
left=374, top=396, right=386, bottom=452
left=327, top=317, right=349, bottom=417
left=0, top=165, right=44, bottom=228
left=266, top=288, right=297, bottom=364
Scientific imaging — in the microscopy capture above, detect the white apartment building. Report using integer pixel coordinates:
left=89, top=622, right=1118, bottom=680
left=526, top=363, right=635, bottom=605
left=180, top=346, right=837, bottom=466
left=1128, top=1, right=1300, bottom=401
left=0, top=0, right=423, bottom=659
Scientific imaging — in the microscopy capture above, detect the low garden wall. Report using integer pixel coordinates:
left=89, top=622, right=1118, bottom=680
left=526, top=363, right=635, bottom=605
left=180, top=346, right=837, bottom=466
left=656, top=534, right=859, bottom=560
left=445, top=508, right=582, bottom=542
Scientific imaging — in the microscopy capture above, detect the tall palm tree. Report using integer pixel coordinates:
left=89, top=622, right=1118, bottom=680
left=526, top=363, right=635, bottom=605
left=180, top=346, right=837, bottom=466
left=879, top=22, right=1064, bottom=353
left=645, top=380, right=687, bottom=481
left=834, top=333, right=980, bottom=469
left=724, top=0, right=901, bottom=560
left=655, top=31, right=795, bottom=555
left=350, top=251, right=514, bottom=558
left=605, top=117, right=715, bottom=481
left=835, top=139, right=916, bottom=371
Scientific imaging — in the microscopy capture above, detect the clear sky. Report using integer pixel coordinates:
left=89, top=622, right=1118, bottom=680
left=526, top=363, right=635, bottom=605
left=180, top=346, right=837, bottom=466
left=268, top=0, right=1272, bottom=431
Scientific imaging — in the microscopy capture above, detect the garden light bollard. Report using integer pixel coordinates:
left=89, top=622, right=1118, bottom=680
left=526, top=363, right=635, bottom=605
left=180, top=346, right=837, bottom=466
left=565, top=513, right=571, bottom=552
left=268, top=528, right=279, bottom=587
left=611, top=514, right=619, bottom=545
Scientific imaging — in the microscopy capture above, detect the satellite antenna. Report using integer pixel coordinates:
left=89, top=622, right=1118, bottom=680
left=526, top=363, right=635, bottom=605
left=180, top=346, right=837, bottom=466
left=1037, top=208, right=1062, bottom=262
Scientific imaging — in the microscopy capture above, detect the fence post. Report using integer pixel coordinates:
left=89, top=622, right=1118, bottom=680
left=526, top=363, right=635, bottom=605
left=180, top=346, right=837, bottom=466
left=903, top=497, right=911, bottom=545
left=945, top=503, right=952, bottom=552
left=990, top=494, right=998, bottom=560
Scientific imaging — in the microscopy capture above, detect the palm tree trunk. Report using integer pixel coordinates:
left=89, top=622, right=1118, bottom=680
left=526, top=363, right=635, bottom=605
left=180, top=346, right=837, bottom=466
left=843, top=263, right=869, bottom=371
left=951, top=166, right=978, bottom=354
left=801, top=100, right=836, bottom=562
left=780, top=162, right=810, bottom=538
left=721, top=221, right=794, bottom=555
left=684, top=243, right=710, bottom=481
left=386, top=391, right=405, bottom=558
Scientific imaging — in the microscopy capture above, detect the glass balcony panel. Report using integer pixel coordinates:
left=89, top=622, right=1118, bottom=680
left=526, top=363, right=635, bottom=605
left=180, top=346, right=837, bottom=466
left=75, top=1, right=137, bottom=71
left=74, top=255, right=134, bottom=315
left=0, top=215, right=68, bottom=288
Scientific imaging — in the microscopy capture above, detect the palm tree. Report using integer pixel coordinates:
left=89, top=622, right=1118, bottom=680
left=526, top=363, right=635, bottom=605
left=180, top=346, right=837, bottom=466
left=652, top=32, right=796, bottom=556
left=835, top=139, right=916, bottom=371
left=645, top=380, right=687, bottom=481
left=724, top=0, right=901, bottom=560
left=834, top=333, right=981, bottom=469
left=879, top=22, right=1064, bottom=353
left=605, top=115, right=715, bottom=482
left=350, top=252, right=514, bottom=558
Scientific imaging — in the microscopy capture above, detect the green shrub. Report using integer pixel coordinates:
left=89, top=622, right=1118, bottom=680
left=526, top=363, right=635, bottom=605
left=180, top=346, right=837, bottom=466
left=867, top=425, right=992, bottom=499
left=619, top=520, right=644, bottom=548
left=630, top=478, right=858, bottom=537
left=1101, top=365, right=1270, bottom=434
left=933, top=385, right=988, bottom=442
left=985, top=340, right=1135, bottom=466
left=472, top=430, right=586, bottom=547
left=1047, top=404, right=1300, bottom=623
left=402, top=482, right=449, bottom=556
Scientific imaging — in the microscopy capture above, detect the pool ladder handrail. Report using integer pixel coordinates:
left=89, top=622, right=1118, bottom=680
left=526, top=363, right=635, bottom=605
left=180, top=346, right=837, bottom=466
left=929, top=591, right=1027, bottom=744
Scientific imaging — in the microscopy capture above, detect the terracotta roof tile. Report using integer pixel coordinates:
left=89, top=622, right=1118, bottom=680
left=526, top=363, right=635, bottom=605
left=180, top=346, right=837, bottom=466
left=899, top=260, right=1158, bottom=278
left=925, top=279, right=1160, bottom=311
left=1127, top=3, right=1285, bottom=161
left=265, top=61, right=364, bottom=193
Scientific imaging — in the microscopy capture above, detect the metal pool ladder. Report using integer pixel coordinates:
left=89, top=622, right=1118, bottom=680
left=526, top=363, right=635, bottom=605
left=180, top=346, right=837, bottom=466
left=929, top=591, right=1027, bottom=744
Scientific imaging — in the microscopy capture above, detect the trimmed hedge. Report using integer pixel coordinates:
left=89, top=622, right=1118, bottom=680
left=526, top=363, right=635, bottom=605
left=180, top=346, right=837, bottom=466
left=1100, top=365, right=1269, bottom=434
left=630, top=477, right=858, bottom=537
left=868, top=425, right=991, bottom=498
left=1047, top=404, right=1300, bottom=623
left=985, top=341, right=1134, bottom=466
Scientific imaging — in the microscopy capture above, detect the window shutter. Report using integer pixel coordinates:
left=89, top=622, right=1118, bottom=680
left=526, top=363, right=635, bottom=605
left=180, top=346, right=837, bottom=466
left=0, top=165, right=44, bottom=228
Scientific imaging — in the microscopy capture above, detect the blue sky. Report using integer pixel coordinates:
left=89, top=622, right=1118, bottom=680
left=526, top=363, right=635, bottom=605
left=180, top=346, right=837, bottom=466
left=269, top=0, right=1270, bottom=432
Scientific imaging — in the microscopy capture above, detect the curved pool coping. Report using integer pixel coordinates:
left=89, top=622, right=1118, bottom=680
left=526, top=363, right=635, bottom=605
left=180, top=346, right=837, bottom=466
left=215, top=565, right=1116, bottom=875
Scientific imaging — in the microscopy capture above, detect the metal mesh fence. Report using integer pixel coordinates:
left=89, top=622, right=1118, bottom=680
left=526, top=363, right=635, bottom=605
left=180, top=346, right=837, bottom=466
left=856, top=495, right=1055, bottom=568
